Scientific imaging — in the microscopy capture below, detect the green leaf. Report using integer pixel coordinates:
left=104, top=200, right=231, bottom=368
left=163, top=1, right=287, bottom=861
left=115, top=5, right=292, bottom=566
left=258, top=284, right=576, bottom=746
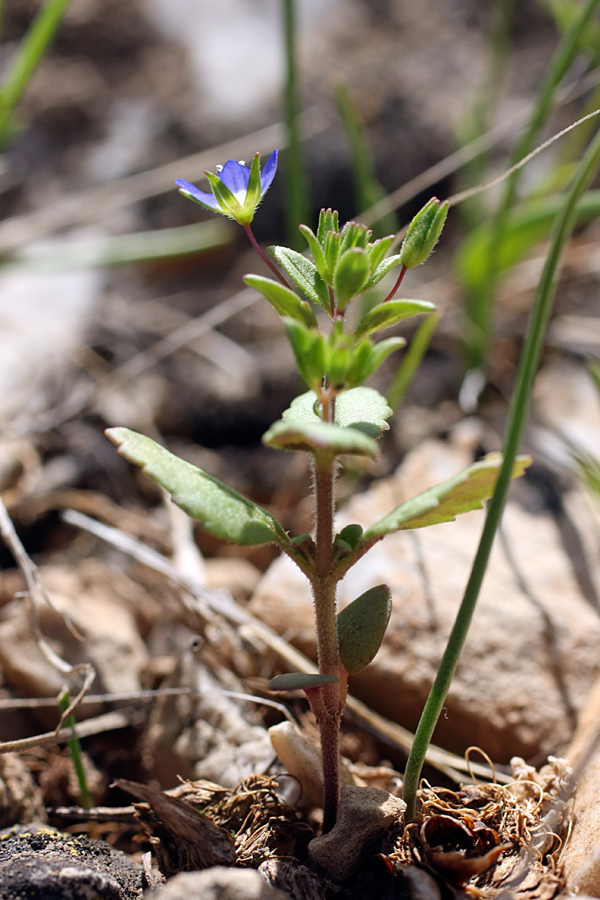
left=106, top=427, right=289, bottom=547
left=333, top=248, right=371, bottom=307
left=351, top=336, right=405, bottom=384
left=269, top=673, right=339, bottom=691
left=268, top=246, right=330, bottom=311
left=244, top=274, right=317, bottom=327
left=363, top=453, right=531, bottom=540
left=337, top=585, right=392, bottom=674
left=336, top=523, right=363, bottom=549
left=356, top=299, right=436, bottom=337
left=299, top=224, right=327, bottom=275
left=281, top=387, right=392, bottom=440
left=263, top=419, right=379, bottom=459
left=365, top=252, right=404, bottom=290
left=283, top=319, right=325, bottom=391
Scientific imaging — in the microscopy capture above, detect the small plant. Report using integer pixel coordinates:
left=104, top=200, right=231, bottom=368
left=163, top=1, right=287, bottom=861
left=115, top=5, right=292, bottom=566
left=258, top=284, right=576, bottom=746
left=106, top=152, right=528, bottom=832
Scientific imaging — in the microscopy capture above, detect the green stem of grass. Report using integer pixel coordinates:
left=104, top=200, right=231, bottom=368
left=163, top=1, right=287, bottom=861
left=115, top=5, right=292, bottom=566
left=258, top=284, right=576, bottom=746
left=282, top=0, right=309, bottom=248
left=58, top=689, right=93, bottom=809
left=403, top=121, right=600, bottom=822
left=0, top=0, right=73, bottom=146
left=466, top=0, right=600, bottom=369
left=387, top=313, right=440, bottom=412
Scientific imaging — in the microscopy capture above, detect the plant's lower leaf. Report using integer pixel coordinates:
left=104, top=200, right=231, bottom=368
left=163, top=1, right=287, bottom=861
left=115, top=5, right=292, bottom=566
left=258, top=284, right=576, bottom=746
left=337, top=585, right=392, bottom=674
left=269, top=673, right=338, bottom=691
left=106, top=427, right=289, bottom=547
left=363, top=453, right=531, bottom=540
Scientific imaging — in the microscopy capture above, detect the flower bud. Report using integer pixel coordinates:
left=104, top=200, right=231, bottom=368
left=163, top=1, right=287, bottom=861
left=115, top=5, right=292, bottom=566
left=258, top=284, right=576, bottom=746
left=399, top=197, right=448, bottom=268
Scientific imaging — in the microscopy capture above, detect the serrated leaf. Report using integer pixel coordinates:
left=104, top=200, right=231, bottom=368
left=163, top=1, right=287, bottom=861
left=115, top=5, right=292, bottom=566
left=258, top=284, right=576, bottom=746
left=356, top=299, right=436, bottom=337
left=268, top=246, right=330, bottom=311
left=269, top=673, right=339, bottom=691
left=244, top=274, right=317, bottom=327
left=337, top=585, right=392, bottom=674
left=281, top=387, right=392, bottom=440
left=263, top=419, right=379, bottom=459
left=365, top=252, right=404, bottom=289
left=363, top=454, right=531, bottom=540
left=106, top=427, right=289, bottom=547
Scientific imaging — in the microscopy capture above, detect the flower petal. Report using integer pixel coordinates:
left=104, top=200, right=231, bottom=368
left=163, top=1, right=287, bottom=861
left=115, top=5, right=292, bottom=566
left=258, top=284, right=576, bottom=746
left=176, top=178, right=220, bottom=211
left=218, top=160, right=251, bottom=198
left=260, top=149, right=278, bottom=195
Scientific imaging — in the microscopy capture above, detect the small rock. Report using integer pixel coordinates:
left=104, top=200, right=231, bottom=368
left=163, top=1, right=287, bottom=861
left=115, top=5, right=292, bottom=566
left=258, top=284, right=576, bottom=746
left=308, top=785, right=405, bottom=882
left=0, top=823, right=144, bottom=899
left=144, top=867, right=289, bottom=900
left=269, top=721, right=358, bottom=807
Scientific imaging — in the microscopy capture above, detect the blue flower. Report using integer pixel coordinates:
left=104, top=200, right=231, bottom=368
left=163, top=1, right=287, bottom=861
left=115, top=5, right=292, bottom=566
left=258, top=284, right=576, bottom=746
left=176, top=150, right=278, bottom=226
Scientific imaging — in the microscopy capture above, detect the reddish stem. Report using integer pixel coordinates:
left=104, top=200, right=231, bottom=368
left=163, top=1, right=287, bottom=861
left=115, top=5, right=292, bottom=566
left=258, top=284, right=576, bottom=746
left=244, top=224, right=291, bottom=288
left=382, top=264, right=407, bottom=304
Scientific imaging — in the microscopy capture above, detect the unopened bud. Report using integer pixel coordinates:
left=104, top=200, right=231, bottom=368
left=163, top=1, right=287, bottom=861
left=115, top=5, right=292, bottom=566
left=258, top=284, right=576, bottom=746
left=399, top=197, right=448, bottom=268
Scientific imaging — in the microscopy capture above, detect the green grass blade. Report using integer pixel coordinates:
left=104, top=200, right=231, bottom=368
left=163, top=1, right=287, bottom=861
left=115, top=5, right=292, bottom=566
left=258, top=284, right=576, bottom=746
left=387, top=313, right=440, bottom=411
left=282, top=0, right=309, bottom=248
left=0, top=0, right=73, bottom=145
left=58, top=690, right=93, bottom=809
left=333, top=78, right=398, bottom=237
left=465, top=0, right=600, bottom=369
left=403, top=122, right=600, bottom=822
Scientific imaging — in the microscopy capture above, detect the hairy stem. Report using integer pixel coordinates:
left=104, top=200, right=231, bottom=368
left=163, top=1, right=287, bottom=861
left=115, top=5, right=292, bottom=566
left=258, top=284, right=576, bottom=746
left=312, top=391, right=342, bottom=832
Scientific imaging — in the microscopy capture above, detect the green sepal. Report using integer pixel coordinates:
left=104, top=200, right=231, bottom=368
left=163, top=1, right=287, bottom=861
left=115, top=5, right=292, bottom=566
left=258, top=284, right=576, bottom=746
left=281, top=387, right=392, bottom=441
left=323, top=231, right=341, bottom=283
left=268, top=246, right=330, bottom=311
left=356, top=299, right=436, bottom=337
left=337, top=585, right=392, bottom=674
left=317, top=208, right=339, bottom=243
left=243, top=274, right=317, bottom=327
left=362, top=453, right=531, bottom=541
left=339, top=220, right=372, bottom=252
left=365, top=253, right=404, bottom=290
left=262, top=419, right=379, bottom=459
left=205, top=170, right=244, bottom=222
left=283, top=319, right=326, bottom=391
left=399, top=197, right=449, bottom=269
left=299, top=224, right=327, bottom=276
left=366, top=235, right=395, bottom=272
left=334, top=247, right=371, bottom=308
left=245, top=153, right=263, bottom=211
left=354, top=336, right=405, bottom=383
left=269, top=673, right=339, bottom=692
left=106, top=427, right=289, bottom=547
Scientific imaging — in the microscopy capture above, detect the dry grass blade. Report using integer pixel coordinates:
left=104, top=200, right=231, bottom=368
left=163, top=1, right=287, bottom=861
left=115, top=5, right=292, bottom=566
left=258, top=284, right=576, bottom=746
left=0, top=710, right=138, bottom=754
